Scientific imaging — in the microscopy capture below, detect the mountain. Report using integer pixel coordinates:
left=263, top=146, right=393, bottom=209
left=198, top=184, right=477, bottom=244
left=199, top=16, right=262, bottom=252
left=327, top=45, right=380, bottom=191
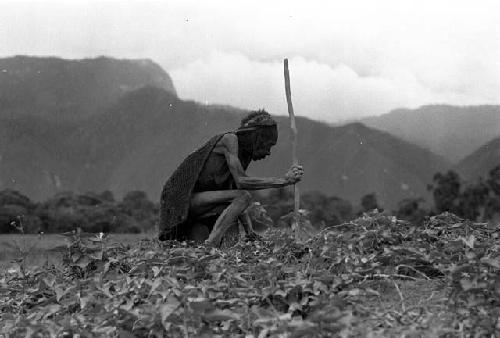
left=1, top=84, right=450, bottom=210
left=456, top=136, right=500, bottom=182
left=0, top=115, right=77, bottom=199
left=0, top=56, right=454, bottom=209
left=357, top=105, right=500, bottom=163
left=74, top=87, right=451, bottom=210
left=0, top=55, right=176, bottom=121
left=253, top=119, right=451, bottom=210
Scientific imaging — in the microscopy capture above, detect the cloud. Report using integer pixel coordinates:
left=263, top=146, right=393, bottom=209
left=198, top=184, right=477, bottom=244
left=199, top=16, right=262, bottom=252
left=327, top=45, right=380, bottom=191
left=170, top=51, right=470, bottom=122
left=1, top=0, right=500, bottom=121
left=157, top=0, right=500, bottom=121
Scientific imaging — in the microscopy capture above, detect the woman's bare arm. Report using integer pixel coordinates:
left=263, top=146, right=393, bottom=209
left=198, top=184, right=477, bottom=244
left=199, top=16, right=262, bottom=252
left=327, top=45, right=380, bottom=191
left=216, top=133, right=302, bottom=190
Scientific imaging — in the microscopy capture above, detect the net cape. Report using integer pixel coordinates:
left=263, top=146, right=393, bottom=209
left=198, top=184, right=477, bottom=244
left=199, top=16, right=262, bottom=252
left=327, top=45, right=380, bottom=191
left=158, top=134, right=225, bottom=240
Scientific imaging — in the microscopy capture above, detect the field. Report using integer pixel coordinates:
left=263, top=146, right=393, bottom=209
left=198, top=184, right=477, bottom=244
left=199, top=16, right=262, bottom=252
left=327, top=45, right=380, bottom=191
left=0, top=233, right=154, bottom=270
left=0, top=212, right=499, bottom=337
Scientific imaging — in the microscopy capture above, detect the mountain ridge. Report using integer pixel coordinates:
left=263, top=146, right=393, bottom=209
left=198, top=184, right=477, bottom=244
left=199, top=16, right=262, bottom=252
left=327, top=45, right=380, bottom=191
left=355, top=104, right=500, bottom=163
left=0, top=56, right=455, bottom=210
left=1, top=86, right=450, bottom=210
left=456, top=136, right=500, bottom=182
left=0, top=55, right=176, bottom=121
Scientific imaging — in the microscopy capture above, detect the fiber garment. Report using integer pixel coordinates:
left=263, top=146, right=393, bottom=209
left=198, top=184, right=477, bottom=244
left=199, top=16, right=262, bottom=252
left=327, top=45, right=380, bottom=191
left=158, top=134, right=225, bottom=240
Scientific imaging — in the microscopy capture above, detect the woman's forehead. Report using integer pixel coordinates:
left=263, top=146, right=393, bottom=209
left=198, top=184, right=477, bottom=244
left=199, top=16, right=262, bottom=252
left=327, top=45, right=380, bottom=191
left=261, top=125, right=278, bottom=138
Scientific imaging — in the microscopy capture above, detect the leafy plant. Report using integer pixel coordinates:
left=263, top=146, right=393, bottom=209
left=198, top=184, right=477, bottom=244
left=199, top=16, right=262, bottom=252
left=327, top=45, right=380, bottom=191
left=1, top=212, right=498, bottom=336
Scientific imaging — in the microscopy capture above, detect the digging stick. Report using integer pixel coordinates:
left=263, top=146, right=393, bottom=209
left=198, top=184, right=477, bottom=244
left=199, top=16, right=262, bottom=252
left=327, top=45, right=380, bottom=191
left=284, top=58, right=300, bottom=232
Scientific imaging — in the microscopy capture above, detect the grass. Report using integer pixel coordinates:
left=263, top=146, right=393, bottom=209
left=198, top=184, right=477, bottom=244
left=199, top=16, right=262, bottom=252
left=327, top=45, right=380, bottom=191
left=0, top=233, right=153, bottom=269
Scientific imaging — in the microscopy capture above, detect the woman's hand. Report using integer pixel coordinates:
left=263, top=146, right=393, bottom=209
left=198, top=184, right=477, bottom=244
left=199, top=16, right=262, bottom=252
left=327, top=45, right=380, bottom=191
left=285, top=164, right=304, bottom=185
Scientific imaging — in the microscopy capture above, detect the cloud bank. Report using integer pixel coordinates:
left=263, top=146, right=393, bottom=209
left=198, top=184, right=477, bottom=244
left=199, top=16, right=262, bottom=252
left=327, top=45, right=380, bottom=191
left=170, top=50, right=498, bottom=122
left=1, top=0, right=499, bottom=122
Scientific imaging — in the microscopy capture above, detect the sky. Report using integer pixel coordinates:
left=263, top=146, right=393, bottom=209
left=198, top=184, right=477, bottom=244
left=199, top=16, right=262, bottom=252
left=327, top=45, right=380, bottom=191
left=1, top=0, right=499, bottom=122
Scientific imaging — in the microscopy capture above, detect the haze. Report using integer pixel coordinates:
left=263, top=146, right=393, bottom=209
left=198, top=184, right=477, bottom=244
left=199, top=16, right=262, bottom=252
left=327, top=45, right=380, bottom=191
left=1, top=0, right=499, bottom=122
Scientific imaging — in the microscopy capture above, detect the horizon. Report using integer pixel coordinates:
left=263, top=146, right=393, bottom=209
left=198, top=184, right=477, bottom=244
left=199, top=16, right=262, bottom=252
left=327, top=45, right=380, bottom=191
left=3, top=53, right=500, bottom=125
left=1, top=0, right=500, bottom=123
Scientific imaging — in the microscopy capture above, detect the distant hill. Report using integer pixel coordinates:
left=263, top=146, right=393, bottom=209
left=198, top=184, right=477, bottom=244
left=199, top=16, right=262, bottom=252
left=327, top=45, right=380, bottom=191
left=357, top=105, right=500, bottom=163
left=456, top=136, right=500, bottom=182
left=0, top=84, right=450, bottom=210
left=0, top=115, right=77, bottom=199
left=0, top=55, right=176, bottom=121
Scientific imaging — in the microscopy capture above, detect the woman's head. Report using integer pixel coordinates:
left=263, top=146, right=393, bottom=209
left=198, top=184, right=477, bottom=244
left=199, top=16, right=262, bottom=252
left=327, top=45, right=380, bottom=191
left=251, top=125, right=278, bottom=160
left=237, top=110, right=278, bottom=161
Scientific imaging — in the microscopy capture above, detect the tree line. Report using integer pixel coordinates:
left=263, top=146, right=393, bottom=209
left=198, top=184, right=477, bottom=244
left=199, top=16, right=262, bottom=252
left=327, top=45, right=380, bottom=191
left=1, top=164, right=499, bottom=234
left=254, top=163, right=500, bottom=228
left=0, top=190, right=157, bottom=234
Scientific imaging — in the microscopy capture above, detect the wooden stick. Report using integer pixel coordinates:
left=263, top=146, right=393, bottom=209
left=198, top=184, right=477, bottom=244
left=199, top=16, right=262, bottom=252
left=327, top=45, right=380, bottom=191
left=284, top=59, right=300, bottom=233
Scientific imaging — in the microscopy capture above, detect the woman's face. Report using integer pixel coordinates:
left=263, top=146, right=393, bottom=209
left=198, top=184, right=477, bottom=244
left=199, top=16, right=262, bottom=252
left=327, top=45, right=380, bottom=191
left=252, top=126, right=278, bottom=161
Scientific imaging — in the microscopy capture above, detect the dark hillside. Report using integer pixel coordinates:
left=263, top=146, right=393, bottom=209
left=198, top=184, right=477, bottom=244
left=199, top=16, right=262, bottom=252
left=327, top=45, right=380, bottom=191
left=0, top=57, right=451, bottom=209
left=64, top=87, right=450, bottom=209
left=456, top=136, right=500, bottom=181
left=0, top=55, right=176, bottom=121
left=358, top=105, right=500, bottom=163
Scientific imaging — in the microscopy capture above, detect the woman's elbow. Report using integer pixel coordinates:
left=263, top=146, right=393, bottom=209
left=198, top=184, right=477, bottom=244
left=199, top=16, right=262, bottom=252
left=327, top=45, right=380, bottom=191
left=234, top=179, right=244, bottom=190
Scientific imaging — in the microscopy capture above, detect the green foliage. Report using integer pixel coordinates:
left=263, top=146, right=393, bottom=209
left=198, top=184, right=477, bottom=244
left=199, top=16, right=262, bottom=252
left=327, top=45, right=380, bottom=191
left=0, top=190, right=41, bottom=233
left=258, top=189, right=354, bottom=229
left=360, top=193, right=379, bottom=213
left=119, top=191, right=157, bottom=232
left=431, top=171, right=461, bottom=214
left=1, top=212, right=498, bottom=336
left=458, top=179, right=489, bottom=220
left=0, top=189, right=34, bottom=207
left=395, top=198, right=428, bottom=225
left=487, top=165, right=500, bottom=195
left=321, top=196, right=354, bottom=227
left=430, top=165, right=500, bottom=222
left=256, top=188, right=294, bottom=222
left=0, top=189, right=158, bottom=234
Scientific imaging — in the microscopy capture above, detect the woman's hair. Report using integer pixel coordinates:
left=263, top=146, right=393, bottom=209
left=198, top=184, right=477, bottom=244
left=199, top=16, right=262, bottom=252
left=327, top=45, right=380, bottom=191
left=239, top=109, right=276, bottom=129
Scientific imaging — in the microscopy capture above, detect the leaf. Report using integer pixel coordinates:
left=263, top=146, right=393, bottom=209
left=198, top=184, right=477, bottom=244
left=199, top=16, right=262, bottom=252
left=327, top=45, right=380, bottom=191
left=287, top=319, right=317, bottom=329
left=42, top=304, right=61, bottom=319
left=100, top=284, right=114, bottom=298
left=120, top=297, right=135, bottom=311
left=288, top=302, right=302, bottom=313
left=79, top=293, right=91, bottom=310
left=203, top=309, right=240, bottom=322
left=103, top=262, right=111, bottom=274
left=54, top=285, right=65, bottom=302
left=481, top=257, right=500, bottom=269
left=90, top=250, right=103, bottom=260
left=75, top=255, right=91, bottom=269
left=215, top=298, right=241, bottom=307
left=43, top=275, right=56, bottom=288
left=274, top=290, right=287, bottom=298
left=148, top=278, right=162, bottom=295
left=129, top=262, right=147, bottom=274
left=152, top=266, right=161, bottom=278
left=188, top=297, right=215, bottom=313
left=278, top=313, right=292, bottom=321
left=364, top=288, right=380, bottom=296
left=158, top=289, right=171, bottom=300
left=160, top=298, right=180, bottom=322
left=460, top=279, right=474, bottom=291
left=94, top=327, right=116, bottom=335
left=339, top=288, right=361, bottom=296
left=461, top=235, right=475, bottom=249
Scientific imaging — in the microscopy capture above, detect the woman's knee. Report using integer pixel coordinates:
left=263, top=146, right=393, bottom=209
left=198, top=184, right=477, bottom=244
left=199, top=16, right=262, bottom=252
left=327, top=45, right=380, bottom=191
left=237, top=190, right=252, bottom=204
